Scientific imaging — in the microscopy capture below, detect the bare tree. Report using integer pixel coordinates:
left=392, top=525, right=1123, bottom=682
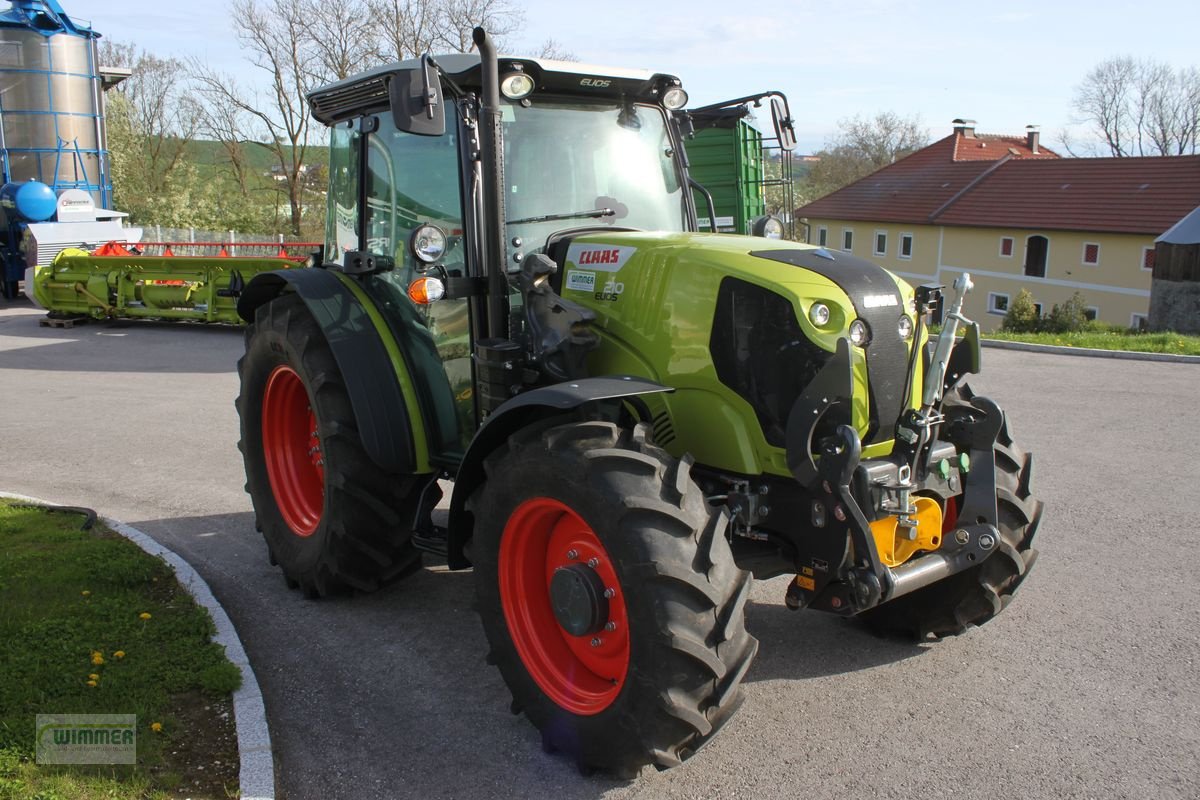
left=191, top=0, right=315, bottom=236
left=434, top=0, right=522, bottom=52
left=1072, top=56, right=1200, bottom=156
left=368, top=0, right=443, bottom=61
left=535, top=38, right=576, bottom=61
left=368, top=0, right=523, bottom=61
left=799, top=112, right=929, bottom=203
left=299, top=0, right=378, bottom=82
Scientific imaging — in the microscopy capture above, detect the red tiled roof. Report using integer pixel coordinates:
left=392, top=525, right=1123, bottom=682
left=796, top=135, right=998, bottom=225
left=798, top=129, right=1200, bottom=235
left=952, top=133, right=1059, bottom=161
left=934, top=155, right=1200, bottom=234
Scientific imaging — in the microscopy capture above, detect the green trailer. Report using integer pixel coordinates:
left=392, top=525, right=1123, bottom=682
left=684, top=97, right=796, bottom=238
left=684, top=110, right=765, bottom=234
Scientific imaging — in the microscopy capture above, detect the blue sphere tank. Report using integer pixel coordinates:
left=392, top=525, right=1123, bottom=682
left=0, top=180, right=57, bottom=222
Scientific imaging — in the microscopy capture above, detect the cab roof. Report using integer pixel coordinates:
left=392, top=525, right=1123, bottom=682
left=308, top=53, right=682, bottom=125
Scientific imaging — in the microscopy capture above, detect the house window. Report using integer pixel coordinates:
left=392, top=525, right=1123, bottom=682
left=899, top=233, right=913, bottom=259
left=1131, top=312, right=1147, bottom=329
left=987, top=292, right=1010, bottom=315
left=1082, top=243, right=1100, bottom=266
left=817, top=226, right=828, bottom=247
left=1000, top=237, right=1014, bottom=257
left=842, top=229, right=853, bottom=252
left=1024, top=235, right=1048, bottom=277
left=1142, top=247, right=1156, bottom=272
left=1084, top=306, right=1099, bottom=321
left=874, top=231, right=887, bottom=256
left=1033, top=302, right=1044, bottom=317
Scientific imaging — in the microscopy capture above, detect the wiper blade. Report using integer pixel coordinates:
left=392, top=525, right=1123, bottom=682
left=507, top=208, right=614, bottom=225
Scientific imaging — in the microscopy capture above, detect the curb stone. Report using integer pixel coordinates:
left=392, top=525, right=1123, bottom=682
left=980, top=338, right=1200, bottom=364
left=1, top=492, right=275, bottom=800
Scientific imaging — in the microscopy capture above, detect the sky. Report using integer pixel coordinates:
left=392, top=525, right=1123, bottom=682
left=64, top=0, right=1200, bottom=154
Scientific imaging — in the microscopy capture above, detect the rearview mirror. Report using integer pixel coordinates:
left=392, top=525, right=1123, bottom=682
left=771, top=96, right=796, bottom=152
left=389, top=56, right=445, bottom=136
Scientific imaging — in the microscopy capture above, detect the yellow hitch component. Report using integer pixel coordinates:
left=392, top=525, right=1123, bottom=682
left=869, top=497, right=944, bottom=568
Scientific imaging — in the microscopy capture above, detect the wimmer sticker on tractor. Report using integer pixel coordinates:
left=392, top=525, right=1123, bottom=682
left=236, top=30, right=1041, bottom=775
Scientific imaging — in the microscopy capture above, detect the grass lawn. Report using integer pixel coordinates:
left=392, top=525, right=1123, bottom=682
left=980, top=328, right=1200, bottom=355
left=0, top=501, right=242, bottom=799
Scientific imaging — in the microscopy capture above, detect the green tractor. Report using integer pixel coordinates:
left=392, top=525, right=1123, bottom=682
left=235, top=30, right=1041, bottom=774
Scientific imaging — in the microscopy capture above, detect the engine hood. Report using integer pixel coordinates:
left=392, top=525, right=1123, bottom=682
left=554, top=231, right=920, bottom=470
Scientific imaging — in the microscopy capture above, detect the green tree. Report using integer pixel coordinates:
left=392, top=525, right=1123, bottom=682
left=99, top=43, right=198, bottom=224
left=1002, top=289, right=1041, bottom=332
left=1044, top=292, right=1091, bottom=333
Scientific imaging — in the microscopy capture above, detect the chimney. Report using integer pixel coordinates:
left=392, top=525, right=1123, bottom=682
left=1026, top=124, right=1040, bottom=154
left=952, top=118, right=977, bottom=138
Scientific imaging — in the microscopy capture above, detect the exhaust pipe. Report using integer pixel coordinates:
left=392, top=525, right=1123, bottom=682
left=472, top=27, right=509, bottom=340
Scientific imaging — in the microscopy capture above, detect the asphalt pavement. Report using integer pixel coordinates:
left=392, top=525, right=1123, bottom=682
left=2, top=299, right=1198, bottom=800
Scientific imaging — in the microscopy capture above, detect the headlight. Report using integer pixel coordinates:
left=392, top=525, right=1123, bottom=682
left=662, top=85, right=689, bottom=110
left=409, top=223, right=447, bottom=264
left=809, top=302, right=830, bottom=326
left=500, top=72, right=535, bottom=100
left=751, top=215, right=785, bottom=239
left=849, top=319, right=870, bottom=347
left=898, top=315, right=914, bottom=339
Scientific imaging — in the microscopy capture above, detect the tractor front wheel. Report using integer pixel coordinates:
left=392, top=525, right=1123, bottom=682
left=237, top=293, right=423, bottom=597
left=470, top=420, right=758, bottom=774
left=861, top=384, right=1041, bottom=638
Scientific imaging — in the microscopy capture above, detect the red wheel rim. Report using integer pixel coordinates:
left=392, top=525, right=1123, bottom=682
left=499, top=497, right=630, bottom=715
left=262, top=365, right=324, bottom=537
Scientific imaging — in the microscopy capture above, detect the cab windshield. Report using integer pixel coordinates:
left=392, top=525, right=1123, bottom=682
left=502, top=99, right=686, bottom=251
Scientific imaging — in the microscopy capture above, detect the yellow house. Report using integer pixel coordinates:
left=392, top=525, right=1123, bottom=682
left=797, top=120, right=1200, bottom=330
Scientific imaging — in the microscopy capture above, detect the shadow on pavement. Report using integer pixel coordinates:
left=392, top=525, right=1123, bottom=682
left=743, top=599, right=927, bottom=682
left=0, top=307, right=243, bottom=374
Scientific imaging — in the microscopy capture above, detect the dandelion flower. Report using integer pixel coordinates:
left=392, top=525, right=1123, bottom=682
left=139, top=612, right=152, bottom=620
left=150, top=722, right=163, bottom=733
left=88, top=673, right=99, bottom=681
left=91, top=651, right=105, bottom=666
left=113, top=650, right=125, bottom=659
left=86, top=680, right=97, bottom=687
left=81, top=590, right=91, bottom=596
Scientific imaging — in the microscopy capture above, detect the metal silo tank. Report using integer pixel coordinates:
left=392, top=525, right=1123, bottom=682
left=0, top=1, right=110, bottom=210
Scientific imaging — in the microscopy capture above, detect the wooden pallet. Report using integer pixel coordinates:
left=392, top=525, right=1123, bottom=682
left=39, top=316, right=89, bottom=329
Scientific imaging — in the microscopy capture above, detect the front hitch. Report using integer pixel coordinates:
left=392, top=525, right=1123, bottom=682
left=785, top=382, right=1008, bottom=614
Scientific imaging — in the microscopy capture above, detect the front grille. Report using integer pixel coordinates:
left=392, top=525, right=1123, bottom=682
left=709, top=277, right=832, bottom=447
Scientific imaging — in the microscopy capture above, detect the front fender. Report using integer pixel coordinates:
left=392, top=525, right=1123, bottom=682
left=446, top=376, right=673, bottom=569
left=238, top=269, right=418, bottom=474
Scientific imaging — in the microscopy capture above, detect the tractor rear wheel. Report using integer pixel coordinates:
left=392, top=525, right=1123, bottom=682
left=861, top=384, right=1041, bottom=638
left=237, top=293, right=422, bottom=597
left=470, top=420, right=758, bottom=774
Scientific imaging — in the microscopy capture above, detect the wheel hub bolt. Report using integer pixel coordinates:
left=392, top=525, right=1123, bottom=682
left=587, top=557, right=599, bottom=568
left=566, top=549, right=578, bottom=560
left=603, top=588, right=615, bottom=599
left=605, top=621, right=617, bottom=632
left=955, top=529, right=970, bottom=545
left=590, top=637, right=602, bottom=647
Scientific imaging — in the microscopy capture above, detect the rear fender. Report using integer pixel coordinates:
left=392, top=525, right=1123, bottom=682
left=446, top=377, right=673, bottom=569
left=238, top=269, right=420, bottom=474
